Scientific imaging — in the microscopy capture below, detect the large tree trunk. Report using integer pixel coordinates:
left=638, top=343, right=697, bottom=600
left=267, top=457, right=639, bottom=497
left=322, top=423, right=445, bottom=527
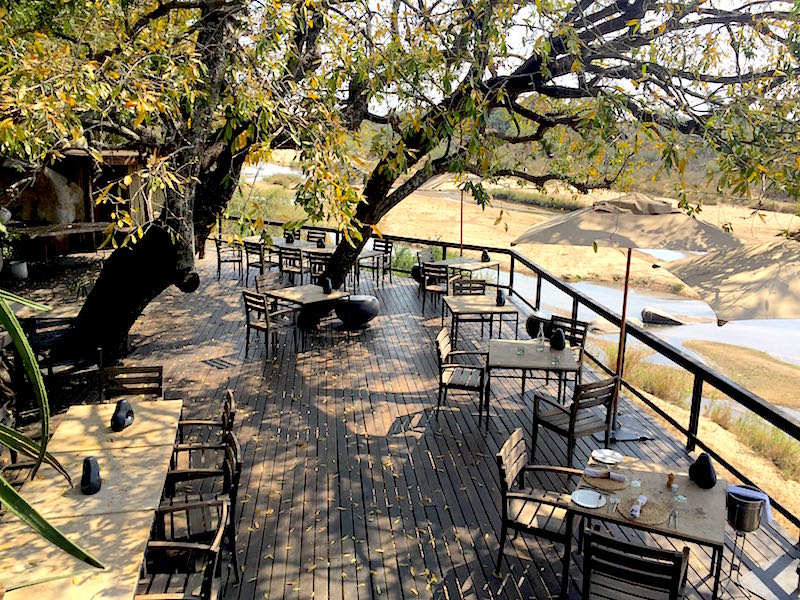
left=64, top=227, right=199, bottom=360
left=65, top=0, right=241, bottom=360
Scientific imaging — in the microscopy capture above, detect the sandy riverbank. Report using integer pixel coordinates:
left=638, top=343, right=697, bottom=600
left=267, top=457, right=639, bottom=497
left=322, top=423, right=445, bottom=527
left=376, top=180, right=797, bottom=296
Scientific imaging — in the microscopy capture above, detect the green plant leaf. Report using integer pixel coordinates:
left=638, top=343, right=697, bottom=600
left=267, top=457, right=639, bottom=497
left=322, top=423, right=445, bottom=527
left=0, top=424, right=72, bottom=486
left=0, top=290, right=51, bottom=312
left=0, top=296, right=49, bottom=476
left=0, top=475, right=104, bottom=569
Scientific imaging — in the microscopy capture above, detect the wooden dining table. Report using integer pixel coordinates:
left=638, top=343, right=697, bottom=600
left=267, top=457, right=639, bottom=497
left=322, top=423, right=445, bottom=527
left=0, top=399, right=183, bottom=599
left=566, top=456, right=727, bottom=599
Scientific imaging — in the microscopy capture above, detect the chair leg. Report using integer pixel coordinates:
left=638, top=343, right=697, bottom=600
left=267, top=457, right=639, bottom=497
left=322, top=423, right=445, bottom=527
left=229, top=523, right=241, bottom=582
left=422, top=290, right=426, bottom=313
left=531, top=421, right=539, bottom=461
left=436, top=384, right=443, bottom=416
left=495, top=522, right=508, bottom=576
left=567, top=436, right=575, bottom=468
left=245, top=328, right=250, bottom=357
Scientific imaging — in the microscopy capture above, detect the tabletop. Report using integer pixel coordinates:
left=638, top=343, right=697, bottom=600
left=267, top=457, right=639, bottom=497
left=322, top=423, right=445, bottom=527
left=428, top=256, right=501, bottom=272
left=445, top=295, right=519, bottom=316
left=47, top=399, right=184, bottom=453
left=0, top=509, right=154, bottom=600
left=20, top=445, right=176, bottom=518
left=488, top=339, right=579, bottom=371
left=572, top=456, right=727, bottom=547
left=265, top=284, right=349, bottom=306
left=358, top=249, right=384, bottom=260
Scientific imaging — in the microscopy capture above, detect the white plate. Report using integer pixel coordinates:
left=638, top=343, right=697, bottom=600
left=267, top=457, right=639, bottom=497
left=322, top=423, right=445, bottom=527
left=571, top=489, right=607, bottom=509
left=591, top=449, right=623, bottom=465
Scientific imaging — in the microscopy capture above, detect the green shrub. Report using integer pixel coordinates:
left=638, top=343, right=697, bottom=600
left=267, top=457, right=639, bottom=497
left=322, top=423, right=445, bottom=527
left=732, top=414, right=800, bottom=479
left=489, top=188, right=584, bottom=211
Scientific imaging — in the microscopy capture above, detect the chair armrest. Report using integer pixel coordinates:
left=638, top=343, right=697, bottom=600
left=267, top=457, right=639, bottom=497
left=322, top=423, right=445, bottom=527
left=533, top=392, right=569, bottom=414
left=173, top=443, right=225, bottom=452
left=520, top=464, right=583, bottom=477
left=441, top=363, right=484, bottom=373
left=449, top=350, right=488, bottom=357
left=147, top=540, right=212, bottom=553
left=177, top=419, right=222, bottom=428
left=155, top=498, right=227, bottom=515
left=506, top=490, right=571, bottom=509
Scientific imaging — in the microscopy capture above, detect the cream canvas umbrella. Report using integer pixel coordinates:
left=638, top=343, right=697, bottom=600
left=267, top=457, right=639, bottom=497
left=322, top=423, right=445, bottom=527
left=512, top=193, right=740, bottom=441
left=666, top=237, right=800, bottom=324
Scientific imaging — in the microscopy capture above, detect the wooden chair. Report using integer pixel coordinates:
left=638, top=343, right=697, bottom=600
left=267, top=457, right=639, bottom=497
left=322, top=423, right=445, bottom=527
left=308, top=253, right=331, bottom=284
left=532, top=376, right=617, bottom=467
left=495, top=428, right=582, bottom=598
left=582, top=528, right=690, bottom=600
left=373, top=238, right=393, bottom=284
left=213, top=237, right=242, bottom=281
left=241, top=290, right=297, bottom=357
left=306, top=229, right=327, bottom=244
left=177, top=389, right=236, bottom=444
left=421, top=263, right=449, bottom=317
left=451, top=277, right=491, bottom=338
left=135, top=499, right=228, bottom=599
left=242, top=240, right=278, bottom=286
left=163, top=431, right=243, bottom=584
left=542, top=315, right=589, bottom=396
left=99, top=365, right=163, bottom=402
left=279, top=247, right=305, bottom=284
left=24, top=317, right=100, bottom=392
left=415, top=248, right=437, bottom=296
left=254, top=272, right=285, bottom=295
left=435, top=328, right=487, bottom=421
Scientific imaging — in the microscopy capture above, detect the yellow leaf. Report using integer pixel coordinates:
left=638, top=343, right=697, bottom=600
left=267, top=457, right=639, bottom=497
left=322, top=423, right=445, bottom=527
left=123, top=175, right=132, bottom=186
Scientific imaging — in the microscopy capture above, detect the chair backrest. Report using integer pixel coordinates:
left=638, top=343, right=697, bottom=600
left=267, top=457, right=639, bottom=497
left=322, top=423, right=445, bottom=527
left=306, top=229, right=327, bottom=243
left=496, top=428, right=527, bottom=495
left=550, top=315, right=589, bottom=349
left=100, top=365, right=163, bottom=401
left=279, top=247, right=304, bottom=273
left=583, top=529, right=689, bottom=600
left=373, top=238, right=393, bottom=255
left=422, top=263, right=449, bottom=281
left=574, top=376, right=617, bottom=412
left=222, top=388, right=236, bottom=432
left=255, top=272, right=284, bottom=294
left=308, top=253, right=330, bottom=277
left=452, top=278, right=486, bottom=296
left=222, top=430, right=243, bottom=502
left=214, top=237, right=240, bottom=256
left=242, top=240, right=264, bottom=259
left=242, top=289, right=269, bottom=325
left=435, top=327, right=452, bottom=367
left=417, top=248, right=436, bottom=265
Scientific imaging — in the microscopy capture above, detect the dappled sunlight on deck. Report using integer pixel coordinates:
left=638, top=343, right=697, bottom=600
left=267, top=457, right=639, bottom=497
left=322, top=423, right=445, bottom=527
left=119, top=252, right=799, bottom=600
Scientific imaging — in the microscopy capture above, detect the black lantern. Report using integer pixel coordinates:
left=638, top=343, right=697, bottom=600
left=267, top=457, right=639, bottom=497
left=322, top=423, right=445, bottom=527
left=80, top=457, right=102, bottom=495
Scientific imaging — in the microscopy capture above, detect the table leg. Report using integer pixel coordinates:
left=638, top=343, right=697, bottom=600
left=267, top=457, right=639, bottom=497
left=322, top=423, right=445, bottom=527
left=560, top=511, right=574, bottom=599
left=711, top=543, right=723, bottom=599
left=521, top=369, right=526, bottom=401
left=485, top=368, right=492, bottom=428
left=515, top=314, right=519, bottom=339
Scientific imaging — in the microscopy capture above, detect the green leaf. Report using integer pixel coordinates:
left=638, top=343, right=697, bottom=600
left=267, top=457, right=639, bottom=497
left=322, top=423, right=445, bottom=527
left=0, top=424, right=72, bottom=486
left=0, top=290, right=51, bottom=312
left=0, top=475, right=104, bottom=569
left=0, top=296, right=49, bottom=476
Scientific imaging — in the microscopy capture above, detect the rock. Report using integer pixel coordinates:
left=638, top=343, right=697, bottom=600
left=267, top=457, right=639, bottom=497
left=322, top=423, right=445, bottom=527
left=525, top=310, right=552, bottom=339
left=550, top=328, right=566, bottom=351
left=110, top=399, right=135, bottom=432
left=689, top=452, right=717, bottom=489
left=641, top=306, right=686, bottom=326
left=80, top=456, right=102, bottom=495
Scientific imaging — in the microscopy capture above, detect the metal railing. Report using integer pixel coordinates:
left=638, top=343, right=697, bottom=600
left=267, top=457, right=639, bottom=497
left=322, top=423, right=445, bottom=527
left=227, top=218, right=800, bottom=531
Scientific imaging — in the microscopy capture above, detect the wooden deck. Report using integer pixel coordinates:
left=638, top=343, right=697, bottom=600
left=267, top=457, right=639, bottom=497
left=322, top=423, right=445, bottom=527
left=120, top=253, right=799, bottom=600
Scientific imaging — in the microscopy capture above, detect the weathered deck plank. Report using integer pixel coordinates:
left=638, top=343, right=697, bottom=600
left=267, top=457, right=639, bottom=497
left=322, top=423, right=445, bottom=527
left=118, top=251, right=799, bottom=600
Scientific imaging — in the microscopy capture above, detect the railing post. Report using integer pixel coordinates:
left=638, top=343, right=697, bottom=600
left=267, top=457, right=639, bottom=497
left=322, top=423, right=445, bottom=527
left=686, top=375, right=704, bottom=452
left=441, top=243, right=448, bottom=260
left=508, top=254, right=515, bottom=297
left=535, top=274, right=542, bottom=309
left=571, top=298, right=579, bottom=323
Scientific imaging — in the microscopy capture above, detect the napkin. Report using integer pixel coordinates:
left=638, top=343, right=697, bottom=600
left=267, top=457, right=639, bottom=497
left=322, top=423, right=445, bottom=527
left=584, top=467, right=627, bottom=483
left=727, top=485, right=773, bottom=524
left=629, top=495, right=648, bottom=519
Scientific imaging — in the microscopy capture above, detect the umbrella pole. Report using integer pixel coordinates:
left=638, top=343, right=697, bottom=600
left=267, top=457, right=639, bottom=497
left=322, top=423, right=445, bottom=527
left=460, top=188, right=464, bottom=256
left=609, top=247, right=651, bottom=444
left=610, top=248, right=632, bottom=439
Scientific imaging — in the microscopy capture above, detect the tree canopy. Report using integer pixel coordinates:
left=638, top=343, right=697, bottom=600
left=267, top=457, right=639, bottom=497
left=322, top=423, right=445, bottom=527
left=1, top=0, right=798, bottom=349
